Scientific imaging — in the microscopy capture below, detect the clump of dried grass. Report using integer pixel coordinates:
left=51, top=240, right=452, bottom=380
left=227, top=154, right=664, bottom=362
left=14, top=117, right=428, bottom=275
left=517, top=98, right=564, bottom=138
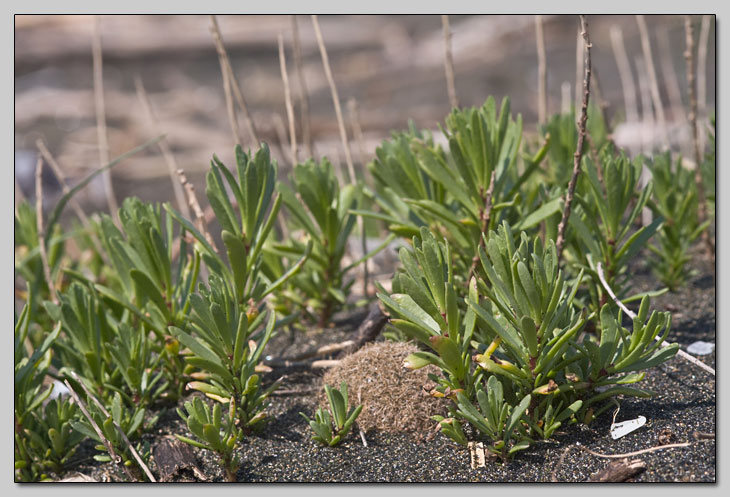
left=321, top=341, right=448, bottom=434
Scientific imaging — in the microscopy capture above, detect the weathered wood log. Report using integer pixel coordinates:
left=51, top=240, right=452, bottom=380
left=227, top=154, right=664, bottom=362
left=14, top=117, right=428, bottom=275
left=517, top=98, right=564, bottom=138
left=588, top=458, right=646, bottom=482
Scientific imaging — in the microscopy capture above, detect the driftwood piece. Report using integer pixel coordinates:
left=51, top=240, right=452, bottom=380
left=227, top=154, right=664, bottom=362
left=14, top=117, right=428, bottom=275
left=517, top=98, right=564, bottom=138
left=339, top=302, right=389, bottom=356
left=153, top=437, right=207, bottom=482
left=588, top=458, right=646, bottom=482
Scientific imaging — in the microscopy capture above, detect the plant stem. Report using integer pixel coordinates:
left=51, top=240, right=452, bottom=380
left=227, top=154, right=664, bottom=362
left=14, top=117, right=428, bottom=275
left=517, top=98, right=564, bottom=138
left=556, top=15, right=592, bottom=264
left=442, top=15, right=459, bottom=109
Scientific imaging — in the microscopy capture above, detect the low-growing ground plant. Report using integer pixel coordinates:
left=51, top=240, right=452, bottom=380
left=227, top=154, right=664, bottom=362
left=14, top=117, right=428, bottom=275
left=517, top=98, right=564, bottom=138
left=646, top=152, right=709, bottom=290
left=269, top=158, right=365, bottom=327
left=380, top=224, right=678, bottom=457
left=176, top=396, right=242, bottom=482
left=301, top=382, right=363, bottom=447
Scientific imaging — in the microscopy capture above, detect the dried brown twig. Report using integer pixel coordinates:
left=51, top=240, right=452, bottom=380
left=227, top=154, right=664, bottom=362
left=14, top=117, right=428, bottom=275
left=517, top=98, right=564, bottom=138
left=442, top=15, right=459, bottom=109
left=636, top=15, right=669, bottom=149
left=134, top=76, right=191, bottom=220
left=209, top=15, right=260, bottom=147
left=35, top=157, right=58, bottom=304
left=556, top=15, right=591, bottom=263
left=347, top=97, right=371, bottom=298
left=535, top=15, right=547, bottom=125
left=596, top=262, right=715, bottom=376
left=684, top=15, right=715, bottom=268
left=610, top=26, right=639, bottom=127
left=278, top=32, right=298, bottom=165
left=468, top=169, right=497, bottom=284
left=290, top=15, right=313, bottom=159
left=69, top=372, right=156, bottom=482
left=92, top=15, right=120, bottom=226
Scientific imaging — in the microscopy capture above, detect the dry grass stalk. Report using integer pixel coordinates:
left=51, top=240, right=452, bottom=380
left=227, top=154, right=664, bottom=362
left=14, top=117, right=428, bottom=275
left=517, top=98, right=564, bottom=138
left=560, top=81, right=571, bottom=115
left=697, top=15, right=711, bottom=154
left=278, top=32, right=298, bottom=165
left=347, top=97, right=370, bottom=297
left=535, top=15, right=547, bottom=125
left=70, top=372, right=156, bottom=482
left=556, top=15, right=592, bottom=263
left=441, top=15, right=459, bottom=109
left=209, top=15, right=260, bottom=147
left=176, top=169, right=217, bottom=253
left=575, top=27, right=583, bottom=112
left=609, top=26, right=640, bottom=128
left=311, top=15, right=356, bottom=183
left=656, top=25, right=687, bottom=127
left=684, top=15, right=714, bottom=267
left=635, top=56, right=655, bottom=154
left=596, top=262, right=715, bottom=376
left=290, top=15, right=313, bottom=159
left=92, top=15, right=120, bottom=225
left=63, top=379, right=127, bottom=477
left=134, top=76, right=191, bottom=220
left=209, top=15, right=242, bottom=146
left=636, top=15, right=669, bottom=149
left=35, top=139, right=91, bottom=227
left=36, top=138, right=111, bottom=266
left=469, top=169, right=497, bottom=284
left=35, top=156, right=58, bottom=304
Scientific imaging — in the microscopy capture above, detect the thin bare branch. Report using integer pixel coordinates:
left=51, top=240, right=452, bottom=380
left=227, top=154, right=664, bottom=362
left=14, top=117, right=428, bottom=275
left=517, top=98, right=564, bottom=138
left=442, top=15, right=459, bottom=109
left=134, top=76, right=191, bottom=220
left=311, top=15, right=356, bottom=183
left=635, top=56, right=655, bottom=155
left=697, top=15, right=711, bottom=154
left=535, top=15, right=547, bottom=125
left=290, top=15, right=313, bottom=159
left=176, top=169, right=217, bottom=253
left=636, top=15, right=669, bottom=149
left=580, top=442, right=691, bottom=459
left=278, top=32, right=298, bottom=165
left=610, top=26, right=640, bottom=127
left=63, top=379, right=131, bottom=479
left=684, top=15, right=714, bottom=267
left=596, top=262, right=715, bottom=376
left=469, top=169, right=497, bottom=284
left=209, top=15, right=242, bottom=146
left=35, top=139, right=90, bottom=227
left=35, top=156, right=58, bottom=304
left=92, top=15, right=120, bottom=225
left=70, top=372, right=156, bottom=482
left=575, top=27, right=583, bottom=112
left=556, top=16, right=591, bottom=263
left=656, top=25, right=687, bottom=131
left=347, top=97, right=370, bottom=298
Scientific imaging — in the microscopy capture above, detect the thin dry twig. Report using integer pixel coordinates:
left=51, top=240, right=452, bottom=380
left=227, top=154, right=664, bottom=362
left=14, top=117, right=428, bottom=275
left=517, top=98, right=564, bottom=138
left=656, top=25, right=687, bottom=126
left=535, top=15, right=547, bottom=125
left=290, top=15, right=313, bottom=159
left=610, top=26, right=640, bottom=129
left=176, top=169, right=217, bottom=252
left=278, top=32, right=298, bottom=165
left=35, top=156, right=58, bottom=304
left=92, top=15, right=120, bottom=225
left=311, top=15, right=356, bottom=183
left=468, top=169, right=497, bottom=284
left=441, top=15, right=459, bottom=109
left=347, top=97, right=371, bottom=298
left=635, top=56, right=655, bottom=155
left=63, top=379, right=131, bottom=479
left=580, top=441, right=691, bottom=459
left=36, top=139, right=90, bottom=227
left=596, top=262, right=715, bottom=376
left=209, top=15, right=241, bottom=146
left=556, top=16, right=591, bottom=263
left=134, top=76, right=191, bottom=220
left=697, top=15, right=711, bottom=157
left=684, top=15, right=715, bottom=268
left=70, top=372, right=156, bottom=482
left=636, top=15, right=669, bottom=149
left=575, top=27, right=583, bottom=112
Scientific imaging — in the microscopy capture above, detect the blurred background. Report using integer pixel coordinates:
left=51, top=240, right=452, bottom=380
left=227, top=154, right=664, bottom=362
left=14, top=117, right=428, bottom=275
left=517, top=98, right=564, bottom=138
left=15, top=14, right=715, bottom=215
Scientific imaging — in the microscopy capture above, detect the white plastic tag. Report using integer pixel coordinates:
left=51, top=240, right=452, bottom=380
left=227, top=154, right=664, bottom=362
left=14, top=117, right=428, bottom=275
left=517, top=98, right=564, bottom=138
left=610, top=416, right=646, bottom=439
